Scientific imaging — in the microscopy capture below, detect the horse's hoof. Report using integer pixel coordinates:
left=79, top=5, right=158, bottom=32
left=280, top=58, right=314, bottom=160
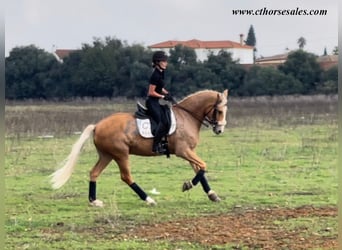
left=208, top=191, right=221, bottom=202
left=89, top=199, right=104, bottom=207
left=145, top=196, right=157, bottom=206
left=182, top=181, right=193, bottom=192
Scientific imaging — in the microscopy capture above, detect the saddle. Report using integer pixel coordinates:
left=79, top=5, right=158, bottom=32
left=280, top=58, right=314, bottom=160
left=135, top=102, right=176, bottom=139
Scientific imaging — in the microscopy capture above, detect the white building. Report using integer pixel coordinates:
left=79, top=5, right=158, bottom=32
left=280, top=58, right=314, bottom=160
left=149, top=36, right=254, bottom=64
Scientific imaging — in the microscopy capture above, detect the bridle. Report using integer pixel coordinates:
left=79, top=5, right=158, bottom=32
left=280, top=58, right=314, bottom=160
left=203, top=95, right=221, bottom=128
left=173, top=94, right=222, bottom=128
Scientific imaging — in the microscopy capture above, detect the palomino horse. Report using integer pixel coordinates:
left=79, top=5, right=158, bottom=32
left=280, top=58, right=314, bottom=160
left=50, top=89, right=228, bottom=206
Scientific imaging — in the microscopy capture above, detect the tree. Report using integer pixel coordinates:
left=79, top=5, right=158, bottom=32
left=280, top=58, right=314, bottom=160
left=166, top=45, right=199, bottom=96
left=279, top=50, right=321, bottom=94
left=316, top=66, right=338, bottom=94
left=169, top=45, right=197, bottom=67
left=5, top=45, right=59, bottom=99
left=64, top=37, right=151, bottom=98
left=204, top=51, right=245, bottom=93
left=6, top=37, right=334, bottom=100
left=119, top=44, right=151, bottom=98
left=240, top=66, right=302, bottom=96
left=205, top=50, right=236, bottom=75
left=323, top=47, right=327, bottom=56
left=70, top=38, right=115, bottom=98
left=245, top=25, right=257, bottom=62
left=245, top=25, right=256, bottom=47
left=332, top=46, right=338, bottom=55
left=297, top=37, right=306, bottom=49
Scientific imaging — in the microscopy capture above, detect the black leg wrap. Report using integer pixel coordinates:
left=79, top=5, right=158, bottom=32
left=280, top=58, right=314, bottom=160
left=89, top=181, right=96, bottom=202
left=200, top=175, right=211, bottom=193
left=191, top=169, right=205, bottom=186
left=130, top=182, right=147, bottom=201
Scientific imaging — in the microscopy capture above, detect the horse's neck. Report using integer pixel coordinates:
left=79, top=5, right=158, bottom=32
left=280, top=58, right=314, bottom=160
left=179, top=92, right=216, bottom=117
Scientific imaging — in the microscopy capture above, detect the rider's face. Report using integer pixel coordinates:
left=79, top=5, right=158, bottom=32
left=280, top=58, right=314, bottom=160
left=159, top=60, right=168, bottom=70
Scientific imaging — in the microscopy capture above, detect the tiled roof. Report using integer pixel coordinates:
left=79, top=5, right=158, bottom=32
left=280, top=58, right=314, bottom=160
left=256, top=52, right=290, bottom=62
left=254, top=52, right=338, bottom=71
left=149, top=39, right=253, bottom=49
left=317, top=55, right=338, bottom=70
left=316, top=55, right=338, bottom=63
left=55, top=49, right=77, bottom=59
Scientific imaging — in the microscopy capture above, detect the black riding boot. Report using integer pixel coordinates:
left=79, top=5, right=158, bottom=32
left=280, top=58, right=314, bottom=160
left=152, top=124, right=164, bottom=153
left=152, top=141, right=162, bottom=153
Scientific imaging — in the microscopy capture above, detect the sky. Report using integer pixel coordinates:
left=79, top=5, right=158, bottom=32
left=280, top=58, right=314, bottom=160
left=5, top=0, right=338, bottom=58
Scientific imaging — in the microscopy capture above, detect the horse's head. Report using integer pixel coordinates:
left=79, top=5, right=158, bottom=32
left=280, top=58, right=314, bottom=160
left=205, top=89, right=228, bottom=135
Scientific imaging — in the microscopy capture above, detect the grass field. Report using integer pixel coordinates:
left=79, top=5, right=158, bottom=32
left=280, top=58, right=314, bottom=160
left=5, top=95, right=338, bottom=249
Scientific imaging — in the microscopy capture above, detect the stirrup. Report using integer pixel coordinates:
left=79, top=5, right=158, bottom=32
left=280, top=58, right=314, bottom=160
left=152, top=143, right=165, bottom=154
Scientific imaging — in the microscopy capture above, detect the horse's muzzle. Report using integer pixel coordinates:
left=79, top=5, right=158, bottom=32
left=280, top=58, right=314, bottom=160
left=214, top=129, right=222, bottom=135
left=213, top=125, right=225, bottom=135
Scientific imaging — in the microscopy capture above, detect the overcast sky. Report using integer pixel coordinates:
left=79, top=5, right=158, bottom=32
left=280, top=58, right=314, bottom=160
left=5, top=0, right=338, bottom=58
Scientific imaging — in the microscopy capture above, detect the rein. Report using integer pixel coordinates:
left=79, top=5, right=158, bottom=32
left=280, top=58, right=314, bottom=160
left=173, top=104, right=210, bottom=127
left=173, top=94, right=221, bottom=128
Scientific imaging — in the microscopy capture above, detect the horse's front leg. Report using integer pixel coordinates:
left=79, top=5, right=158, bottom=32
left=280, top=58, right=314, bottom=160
left=180, top=149, right=221, bottom=202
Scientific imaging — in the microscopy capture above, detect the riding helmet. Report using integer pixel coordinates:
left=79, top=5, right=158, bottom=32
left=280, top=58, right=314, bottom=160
left=152, top=50, right=168, bottom=63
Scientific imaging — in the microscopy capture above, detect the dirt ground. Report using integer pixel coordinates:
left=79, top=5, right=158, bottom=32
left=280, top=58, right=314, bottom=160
left=123, top=206, right=337, bottom=249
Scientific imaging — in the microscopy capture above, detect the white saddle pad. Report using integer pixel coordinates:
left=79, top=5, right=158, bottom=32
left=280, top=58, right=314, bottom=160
left=136, top=109, right=177, bottom=138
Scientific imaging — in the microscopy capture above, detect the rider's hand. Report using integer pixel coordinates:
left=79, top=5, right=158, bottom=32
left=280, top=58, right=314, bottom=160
left=164, top=93, right=177, bottom=104
left=164, top=93, right=172, bottom=101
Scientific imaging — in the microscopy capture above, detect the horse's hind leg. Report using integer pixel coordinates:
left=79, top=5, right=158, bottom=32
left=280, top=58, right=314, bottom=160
left=89, top=151, right=112, bottom=207
left=115, top=156, right=156, bottom=205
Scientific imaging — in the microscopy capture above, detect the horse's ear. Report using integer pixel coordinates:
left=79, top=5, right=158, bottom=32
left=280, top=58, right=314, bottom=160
left=223, top=89, right=228, bottom=97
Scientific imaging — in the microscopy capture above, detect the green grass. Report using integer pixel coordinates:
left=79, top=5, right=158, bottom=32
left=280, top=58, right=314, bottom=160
left=273, top=216, right=337, bottom=238
left=5, top=97, right=338, bottom=249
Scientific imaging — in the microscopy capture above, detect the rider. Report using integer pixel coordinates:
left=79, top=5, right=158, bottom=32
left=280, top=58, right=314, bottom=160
left=146, top=50, right=172, bottom=153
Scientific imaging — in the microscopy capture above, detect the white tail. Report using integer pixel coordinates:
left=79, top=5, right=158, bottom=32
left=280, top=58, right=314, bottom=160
left=50, top=124, right=96, bottom=189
